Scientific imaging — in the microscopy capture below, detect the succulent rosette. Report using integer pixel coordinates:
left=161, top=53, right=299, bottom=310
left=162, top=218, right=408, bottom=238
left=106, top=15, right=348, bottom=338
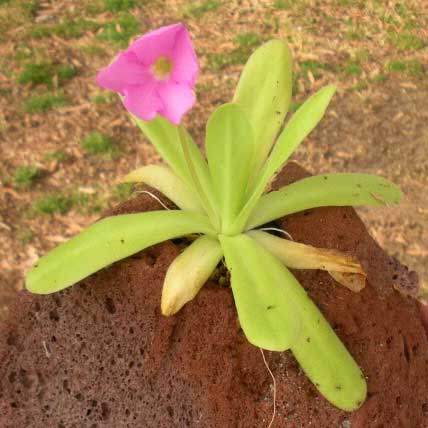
left=26, top=23, right=404, bottom=412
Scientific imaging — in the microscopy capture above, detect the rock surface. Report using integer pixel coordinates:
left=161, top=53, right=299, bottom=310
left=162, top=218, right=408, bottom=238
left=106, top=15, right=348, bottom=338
left=1, top=163, right=427, bottom=428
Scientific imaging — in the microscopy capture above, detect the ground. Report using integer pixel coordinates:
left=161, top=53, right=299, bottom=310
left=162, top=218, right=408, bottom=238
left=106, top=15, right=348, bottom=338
left=0, top=0, right=427, bottom=318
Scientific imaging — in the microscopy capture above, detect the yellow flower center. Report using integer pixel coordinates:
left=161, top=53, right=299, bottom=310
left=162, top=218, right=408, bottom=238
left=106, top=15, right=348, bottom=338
left=152, top=56, right=173, bottom=80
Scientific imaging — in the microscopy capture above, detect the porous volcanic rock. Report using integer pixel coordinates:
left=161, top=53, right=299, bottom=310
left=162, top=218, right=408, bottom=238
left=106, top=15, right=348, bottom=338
left=1, top=163, right=427, bottom=428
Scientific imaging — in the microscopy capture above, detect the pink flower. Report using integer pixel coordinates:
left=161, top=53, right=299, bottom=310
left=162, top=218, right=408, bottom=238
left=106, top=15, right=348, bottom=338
left=96, top=23, right=199, bottom=125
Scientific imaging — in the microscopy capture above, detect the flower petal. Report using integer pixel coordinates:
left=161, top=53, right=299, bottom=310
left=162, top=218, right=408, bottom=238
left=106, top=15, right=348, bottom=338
left=171, top=26, right=199, bottom=86
left=157, top=83, right=196, bottom=125
left=129, top=23, right=184, bottom=66
left=123, top=80, right=163, bottom=121
left=96, top=51, right=149, bottom=93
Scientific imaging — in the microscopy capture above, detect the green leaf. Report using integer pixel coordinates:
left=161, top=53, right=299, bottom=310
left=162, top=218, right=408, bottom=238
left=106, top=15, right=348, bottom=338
left=26, top=211, right=215, bottom=294
left=224, top=233, right=367, bottom=410
left=132, top=114, right=217, bottom=214
left=291, top=298, right=367, bottom=411
left=161, top=235, right=223, bottom=315
left=231, top=85, right=336, bottom=233
left=246, top=173, right=403, bottom=229
left=233, top=40, right=293, bottom=173
left=205, top=103, right=255, bottom=232
left=258, top=84, right=336, bottom=188
left=133, top=115, right=189, bottom=182
left=219, top=233, right=300, bottom=351
left=247, top=233, right=367, bottom=409
left=122, top=164, right=204, bottom=213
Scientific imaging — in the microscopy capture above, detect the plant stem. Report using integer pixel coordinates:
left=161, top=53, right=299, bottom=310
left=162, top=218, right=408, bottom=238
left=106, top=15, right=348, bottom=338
left=177, top=126, right=220, bottom=230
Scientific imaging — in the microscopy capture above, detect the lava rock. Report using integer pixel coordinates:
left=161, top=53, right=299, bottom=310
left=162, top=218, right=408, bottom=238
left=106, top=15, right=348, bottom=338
left=1, top=163, right=427, bottom=427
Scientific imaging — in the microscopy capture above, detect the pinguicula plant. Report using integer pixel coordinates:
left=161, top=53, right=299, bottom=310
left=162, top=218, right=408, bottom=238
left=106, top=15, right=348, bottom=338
left=26, top=23, right=402, bottom=411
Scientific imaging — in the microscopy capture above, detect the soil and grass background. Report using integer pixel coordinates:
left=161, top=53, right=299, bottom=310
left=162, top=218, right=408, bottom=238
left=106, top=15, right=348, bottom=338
left=0, top=0, right=427, bottom=319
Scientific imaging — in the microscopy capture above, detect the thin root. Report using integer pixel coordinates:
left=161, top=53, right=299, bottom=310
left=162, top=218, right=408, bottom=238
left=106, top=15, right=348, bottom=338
left=259, top=227, right=294, bottom=241
left=136, top=190, right=170, bottom=210
left=42, top=340, right=51, bottom=358
left=260, top=349, right=277, bottom=428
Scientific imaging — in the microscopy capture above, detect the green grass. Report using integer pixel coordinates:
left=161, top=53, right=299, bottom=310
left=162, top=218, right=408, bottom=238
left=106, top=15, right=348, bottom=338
left=273, top=0, right=292, bottom=10
left=18, top=62, right=78, bottom=87
left=103, top=0, right=135, bottom=12
left=22, top=0, right=42, bottom=16
left=0, top=116, right=8, bottom=133
left=18, top=62, right=53, bottom=86
left=289, top=100, right=303, bottom=113
left=24, top=92, right=68, bottom=113
left=12, top=165, right=41, bottom=188
left=33, top=193, right=74, bottom=215
left=91, top=92, right=115, bottom=104
left=373, top=73, right=387, bottom=83
left=387, top=60, right=407, bottom=73
left=31, top=18, right=100, bottom=39
left=13, top=44, right=46, bottom=63
left=115, top=182, right=134, bottom=201
left=207, top=45, right=253, bottom=71
left=207, top=52, right=243, bottom=70
left=344, top=59, right=363, bottom=76
left=394, top=2, right=414, bottom=19
left=57, top=65, right=78, bottom=81
left=386, top=59, right=425, bottom=77
left=18, top=229, right=35, bottom=244
left=263, top=13, right=280, bottom=32
left=207, top=53, right=228, bottom=70
left=80, top=44, right=107, bottom=58
left=43, top=150, right=69, bottom=163
left=185, top=0, right=219, bottom=18
left=80, top=131, right=116, bottom=155
left=99, top=12, right=140, bottom=46
left=388, top=31, right=426, bottom=51
left=300, top=60, right=331, bottom=79
left=72, top=192, right=90, bottom=208
left=235, top=32, right=262, bottom=48
left=352, top=80, right=369, bottom=91
left=345, top=28, right=362, bottom=41
left=196, top=83, right=213, bottom=95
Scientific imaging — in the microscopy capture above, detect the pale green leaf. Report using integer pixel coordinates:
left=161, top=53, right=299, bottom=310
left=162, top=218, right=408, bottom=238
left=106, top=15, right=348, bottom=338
left=122, top=164, right=204, bottom=213
left=246, top=173, right=403, bottom=229
left=132, top=115, right=189, bottom=182
left=259, top=84, right=336, bottom=186
left=219, top=233, right=300, bottom=351
left=231, top=85, right=336, bottom=233
left=233, top=40, right=293, bottom=173
left=132, top=114, right=217, bottom=214
left=26, top=211, right=215, bottom=294
left=290, top=293, right=367, bottom=410
left=205, top=103, right=255, bottom=232
left=161, top=235, right=223, bottom=315
left=224, top=233, right=367, bottom=409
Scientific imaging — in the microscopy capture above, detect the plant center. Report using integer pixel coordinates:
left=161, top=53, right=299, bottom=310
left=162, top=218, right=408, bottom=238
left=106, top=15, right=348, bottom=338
left=152, top=56, right=173, bottom=80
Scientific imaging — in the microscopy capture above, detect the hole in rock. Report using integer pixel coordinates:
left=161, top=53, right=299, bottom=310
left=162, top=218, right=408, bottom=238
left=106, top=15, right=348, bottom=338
left=49, top=309, right=60, bottom=322
left=105, top=297, right=116, bottom=314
